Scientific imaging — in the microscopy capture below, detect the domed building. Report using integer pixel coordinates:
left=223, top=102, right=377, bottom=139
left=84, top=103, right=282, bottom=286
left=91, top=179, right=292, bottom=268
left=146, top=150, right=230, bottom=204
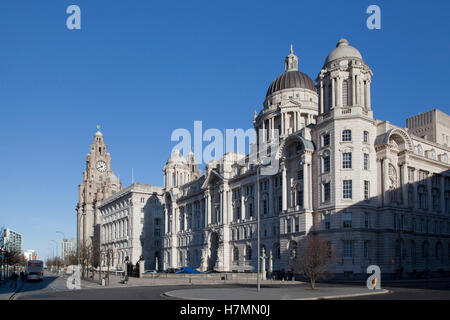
left=158, top=39, right=450, bottom=278
left=88, top=39, right=450, bottom=278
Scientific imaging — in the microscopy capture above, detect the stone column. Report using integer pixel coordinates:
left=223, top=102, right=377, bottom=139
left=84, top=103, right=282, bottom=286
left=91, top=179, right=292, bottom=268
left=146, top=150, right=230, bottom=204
left=382, top=158, right=389, bottom=206
left=427, top=172, right=433, bottom=213
left=401, top=162, right=408, bottom=206
left=337, top=77, right=343, bottom=107
left=331, top=78, right=335, bottom=108
left=367, top=79, right=372, bottom=109
left=281, top=161, right=287, bottom=211
left=207, top=191, right=212, bottom=225
left=320, top=80, right=324, bottom=114
left=241, top=191, right=246, bottom=221
left=352, top=74, right=356, bottom=106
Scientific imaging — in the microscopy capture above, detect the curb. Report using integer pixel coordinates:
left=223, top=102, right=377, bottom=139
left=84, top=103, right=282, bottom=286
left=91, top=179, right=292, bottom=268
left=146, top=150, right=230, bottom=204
left=162, top=288, right=391, bottom=301
left=299, top=289, right=391, bottom=300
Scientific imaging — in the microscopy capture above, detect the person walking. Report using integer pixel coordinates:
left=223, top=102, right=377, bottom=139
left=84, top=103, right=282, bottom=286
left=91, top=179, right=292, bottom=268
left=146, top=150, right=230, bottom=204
left=10, top=271, right=18, bottom=290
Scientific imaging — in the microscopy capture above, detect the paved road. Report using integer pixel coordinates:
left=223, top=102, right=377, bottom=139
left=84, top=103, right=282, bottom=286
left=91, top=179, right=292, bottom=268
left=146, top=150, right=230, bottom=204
left=15, top=273, right=450, bottom=300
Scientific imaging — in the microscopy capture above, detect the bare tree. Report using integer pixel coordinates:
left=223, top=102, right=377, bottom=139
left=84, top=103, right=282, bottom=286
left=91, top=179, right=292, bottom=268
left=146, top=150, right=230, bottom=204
left=103, top=248, right=114, bottom=286
left=291, top=235, right=334, bottom=289
left=78, top=242, right=93, bottom=278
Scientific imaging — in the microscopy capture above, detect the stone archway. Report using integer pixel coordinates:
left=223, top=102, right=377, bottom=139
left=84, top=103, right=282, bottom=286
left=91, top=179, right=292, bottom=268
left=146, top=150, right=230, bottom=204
left=208, top=232, right=219, bottom=271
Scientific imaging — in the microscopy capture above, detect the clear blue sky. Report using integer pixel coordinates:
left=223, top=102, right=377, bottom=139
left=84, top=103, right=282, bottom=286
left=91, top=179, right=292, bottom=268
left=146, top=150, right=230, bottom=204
left=0, top=0, right=449, bottom=261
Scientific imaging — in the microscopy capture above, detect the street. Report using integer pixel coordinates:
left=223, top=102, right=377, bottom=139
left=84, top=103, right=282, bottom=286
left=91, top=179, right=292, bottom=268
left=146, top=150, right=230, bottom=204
left=12, top=271, right=450, bottom=300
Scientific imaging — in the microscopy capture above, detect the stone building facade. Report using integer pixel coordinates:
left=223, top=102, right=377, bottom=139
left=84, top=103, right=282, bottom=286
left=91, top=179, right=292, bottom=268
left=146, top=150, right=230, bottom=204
left=76, top=128, right=121, bottom=251
left=98, top=183, right=163, bottom=270
left=160, top=39, right=450, bottom=277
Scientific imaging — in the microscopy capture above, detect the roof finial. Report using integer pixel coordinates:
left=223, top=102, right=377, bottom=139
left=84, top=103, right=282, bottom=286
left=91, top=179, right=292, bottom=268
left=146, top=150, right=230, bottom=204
left=290, top=44, right=293, bottom=54
left=96, top=124, right=101, bottom=131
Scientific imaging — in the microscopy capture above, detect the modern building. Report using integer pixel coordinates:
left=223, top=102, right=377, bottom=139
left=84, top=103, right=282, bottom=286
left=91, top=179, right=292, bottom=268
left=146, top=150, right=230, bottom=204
left=76, top=127, right=122, bottom=254
left=98, top=183, right=163, bottom=270
left=1, top=228, right=23, bottom=253
left=160, top=39, right=450, bottom=277
left=61, top=238, right=77, bottom=263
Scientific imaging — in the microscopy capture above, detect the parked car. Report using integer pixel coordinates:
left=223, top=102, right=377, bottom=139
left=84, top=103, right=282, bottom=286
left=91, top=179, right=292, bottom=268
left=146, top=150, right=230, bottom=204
left=144, top=270, right=158, bottom=274
left=176, top=267, right=200, bottom=274
left=165, top=268, right=179, bottom=273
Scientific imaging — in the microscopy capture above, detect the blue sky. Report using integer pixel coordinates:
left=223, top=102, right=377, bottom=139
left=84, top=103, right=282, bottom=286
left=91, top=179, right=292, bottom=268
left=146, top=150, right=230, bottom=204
left=0, top=0, right=449, bottom=260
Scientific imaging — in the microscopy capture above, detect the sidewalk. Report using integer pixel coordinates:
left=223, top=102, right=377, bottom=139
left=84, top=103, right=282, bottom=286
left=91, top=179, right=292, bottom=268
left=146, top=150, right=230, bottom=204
left=0, top=279, right=23, bottom=300
left=164, top=284, right=389, bottom=300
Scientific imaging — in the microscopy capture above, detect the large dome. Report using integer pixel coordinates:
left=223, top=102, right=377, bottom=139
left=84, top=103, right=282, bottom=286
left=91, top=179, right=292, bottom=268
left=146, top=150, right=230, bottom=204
left=324, top=38, right=363, bottom=65
left=266, top=70, right=316, bottom=97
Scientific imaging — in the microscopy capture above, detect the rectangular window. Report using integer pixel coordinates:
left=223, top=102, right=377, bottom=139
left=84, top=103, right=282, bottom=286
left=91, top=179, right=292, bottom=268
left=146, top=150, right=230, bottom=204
left=297, top=190, right=304, bottom=207
left=342, top=130, right=352, bottom=142
left=343, top=153, right=352, bottom=169
left=263, top=200, right=268, bottom=215
left=295, top=219, right=300, bottom=232
left=325, top=214, right=331, bottom=230
left=364, top=153, right=369, bottom=170
left=343, top=241, right=353, bottom=258
left=297, top=169, right=304, bottom=181
left=249, top=203, right=253, bottom=217
left=323, top=134, right=330, bottom=147
left=364, top=181, right=370, bottom=200
left=363, top=131, right=369, bottom=143
left=343, top=180, right=352, bottom=199
left=323, top=156, right=330, bottom=173
left=278, top=196, right=282, bottom=212
left=324, top=182, right=331, bottom=202
left=365, top=212, right=370, bottom=229
left=364, top=241, right=370, bottom=258
left=343, top=212, right=352, bottom=228
left=287, top=219, right=292, bottom=233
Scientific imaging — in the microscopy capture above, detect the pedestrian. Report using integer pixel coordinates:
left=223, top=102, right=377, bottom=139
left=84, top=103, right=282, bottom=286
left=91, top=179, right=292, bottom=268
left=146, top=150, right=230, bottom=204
left=20, top=271, right=25, bottom=281
left=10, top=271, right=18, bottom=289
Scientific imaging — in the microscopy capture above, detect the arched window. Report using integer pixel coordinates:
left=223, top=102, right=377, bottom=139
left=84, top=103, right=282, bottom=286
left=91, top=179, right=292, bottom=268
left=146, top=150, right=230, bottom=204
left=245, top=246, right=252, bottom=261
left=273, top=243, right=280, bottom=260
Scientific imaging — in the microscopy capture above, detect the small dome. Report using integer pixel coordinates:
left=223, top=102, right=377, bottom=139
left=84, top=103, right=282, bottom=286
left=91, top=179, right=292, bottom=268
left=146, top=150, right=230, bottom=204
left=167, top=149, right=187, bottom=164
left=266, top=71, right=316, bottom=97
left=95, top=131, right=103, bottom=136
left=324, top=39, right=363, bottom=65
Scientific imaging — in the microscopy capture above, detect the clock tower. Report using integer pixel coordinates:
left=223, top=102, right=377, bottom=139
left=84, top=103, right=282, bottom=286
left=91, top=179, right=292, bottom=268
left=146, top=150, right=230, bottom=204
left=77, top=126, right=121, bottom=253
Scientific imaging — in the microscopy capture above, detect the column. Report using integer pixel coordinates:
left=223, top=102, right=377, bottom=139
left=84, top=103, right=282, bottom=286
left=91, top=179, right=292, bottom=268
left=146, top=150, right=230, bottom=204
left=219, top=190, right=223, bottom=224
left=303, top=161, right=309, bottom=209
left=337, top=77, right=343, bottom=107
left=367, top=80, right=372, bottom=109
left=320, top=80, right=324, bottom=114
left=331, top=78, right=335, bottom=108
left=240, top=188, right=245, bottom=221
left=401, top=163, right=408, bottom=207
left=207, top=192, right=212, bottom=225
left=352, top=74, right=356, bottom=106
left=269, top=177, right=274, bottom=216
left=382, top=158, right=389, bottom=206
left=427, top=172, right=433, bottom=213
left=282, top=162, right=287, bottom=211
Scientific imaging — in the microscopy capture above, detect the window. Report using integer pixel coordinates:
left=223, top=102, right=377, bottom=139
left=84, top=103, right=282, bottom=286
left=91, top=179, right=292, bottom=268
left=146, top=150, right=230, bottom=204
left=249, top=203, right=253, bottom=217
left=324, top=214, right=331, bottom=230
left=343, top=153, right=352, bottom=169
left=324, top=183, right=331, bottom=202
left=297, top=190, right=303, bottom=207
left=364, top=153, right=369, bottom=170
left=343, top=213, right=352, bottom=228
left=364, top=212, right=370, bottom=228
left=363, top=241, right=370, bottom=258
left=278, top=196, right=282, bottom=212
left=343, top=241, right=353, bottom=258
left=364, top=181, right=370, bottom=200
left=323, top=156, right=330, bottom=173
left=342, top=79, right=350, bottom=106
left=287, top=219, right=292, bottom=233
left=297, top=170, right=303, bottom=181
left=343, top=180, right=352, bottom=199
left=262, top=200, right=268, bottom=215
left=323, top=134, right=330, bottom=147
left=363, top=131, right=369, bottom=143
left=295, top=218, right=300, bottom=232
left=342, top=130, right=352, bottom=142
left=154, top=229, right=160, bottom=236
left=245, top=246, right=252, bottom=261
left=233, top=247, right=239, bottom=262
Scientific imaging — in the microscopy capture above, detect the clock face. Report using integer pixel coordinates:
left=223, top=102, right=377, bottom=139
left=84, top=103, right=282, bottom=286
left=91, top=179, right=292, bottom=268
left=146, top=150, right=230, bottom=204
left=96, top=161, right=107, bottom=173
